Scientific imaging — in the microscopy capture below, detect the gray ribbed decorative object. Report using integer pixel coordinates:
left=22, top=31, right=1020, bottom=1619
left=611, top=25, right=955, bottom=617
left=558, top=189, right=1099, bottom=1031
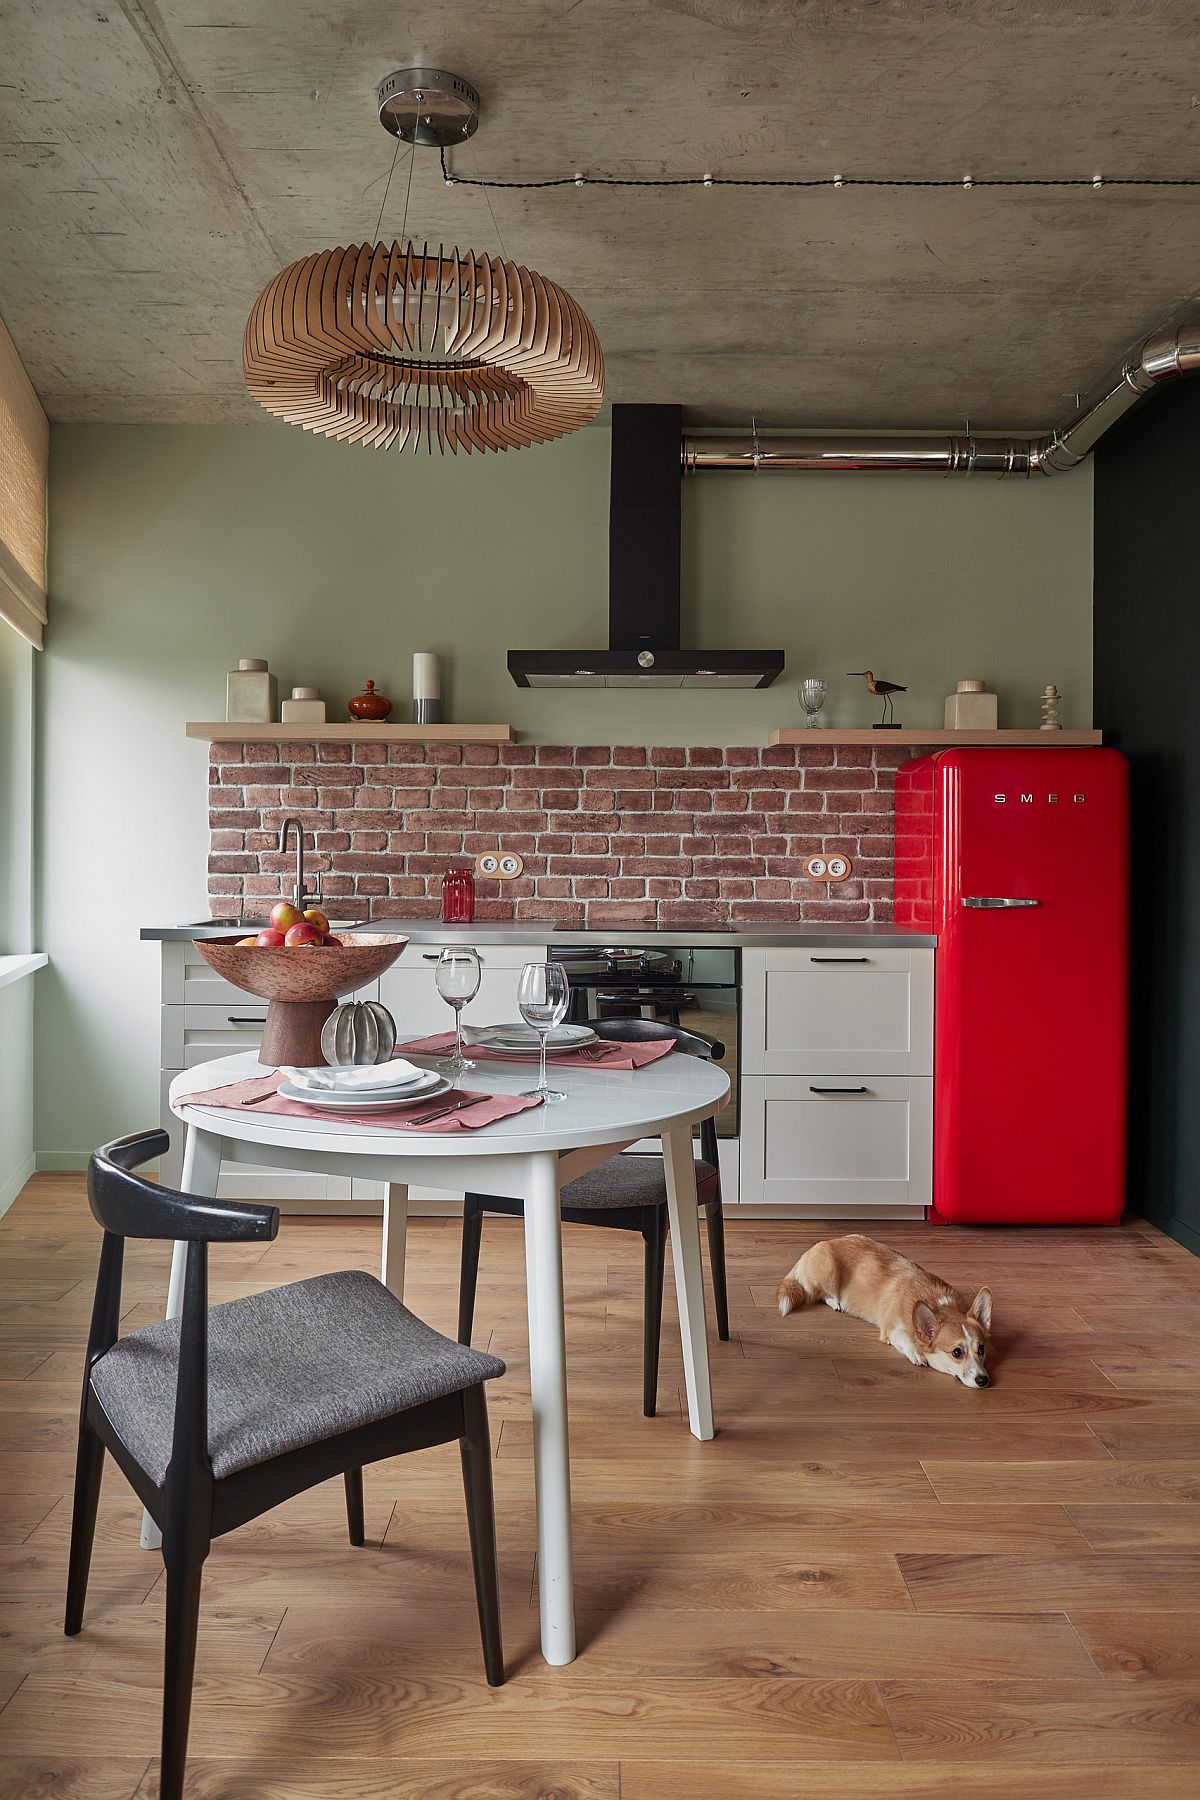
left=320, top=1000, right=398, bottom=1066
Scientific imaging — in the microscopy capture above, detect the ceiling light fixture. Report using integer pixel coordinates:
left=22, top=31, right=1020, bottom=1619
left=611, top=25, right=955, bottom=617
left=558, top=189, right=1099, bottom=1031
left=242, top=70, right=604, bottom=454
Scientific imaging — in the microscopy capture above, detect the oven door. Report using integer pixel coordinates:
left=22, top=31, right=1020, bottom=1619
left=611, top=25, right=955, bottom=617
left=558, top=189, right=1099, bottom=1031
left=549, top=944, right=739, bottom=1137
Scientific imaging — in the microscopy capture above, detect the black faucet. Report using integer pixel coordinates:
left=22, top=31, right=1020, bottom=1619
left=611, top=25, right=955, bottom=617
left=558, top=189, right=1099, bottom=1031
left=277, top=816, right=320, bottom=912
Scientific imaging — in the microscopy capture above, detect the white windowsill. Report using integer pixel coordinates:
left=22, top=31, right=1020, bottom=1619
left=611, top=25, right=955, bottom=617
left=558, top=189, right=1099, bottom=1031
left=0, top=952, right=47, bottom=991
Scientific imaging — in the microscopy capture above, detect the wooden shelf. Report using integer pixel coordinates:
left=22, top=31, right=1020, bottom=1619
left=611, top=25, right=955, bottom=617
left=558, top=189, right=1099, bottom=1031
left=768, top=728, right=1103, bottom=747
left=187, top=722, right=515, bottom=745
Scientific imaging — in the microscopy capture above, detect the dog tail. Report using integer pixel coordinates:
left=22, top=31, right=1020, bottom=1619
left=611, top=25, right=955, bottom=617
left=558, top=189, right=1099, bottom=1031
left=777, top=1275, right=810, bottom=1317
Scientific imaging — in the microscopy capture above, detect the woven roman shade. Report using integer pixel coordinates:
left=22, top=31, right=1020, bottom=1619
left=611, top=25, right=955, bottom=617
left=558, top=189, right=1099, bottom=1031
left=0, top=314, right=48, bottom=649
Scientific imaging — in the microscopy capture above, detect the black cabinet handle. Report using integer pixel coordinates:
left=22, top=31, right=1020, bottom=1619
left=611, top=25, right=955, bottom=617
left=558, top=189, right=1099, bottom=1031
left=809, top=956, right=870, bottom=964
left=226, top=1015, right=266, bottom=1026
left=809, top=1085, right=871, bottom=1095
left=423, top=951, right=485, bottom=961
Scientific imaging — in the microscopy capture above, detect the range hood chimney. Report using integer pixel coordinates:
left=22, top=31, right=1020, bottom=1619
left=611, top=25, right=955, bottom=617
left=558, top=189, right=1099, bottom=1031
left=508, top=404, right=784, bottom=689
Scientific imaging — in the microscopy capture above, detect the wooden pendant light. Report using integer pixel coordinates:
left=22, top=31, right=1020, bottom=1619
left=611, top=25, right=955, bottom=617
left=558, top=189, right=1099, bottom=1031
left=243, top=240, right=604, bottom=453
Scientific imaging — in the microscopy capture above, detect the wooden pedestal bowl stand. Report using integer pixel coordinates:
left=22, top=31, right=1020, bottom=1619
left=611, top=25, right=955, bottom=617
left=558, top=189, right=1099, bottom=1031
left=194, top=934, right=410, bottom=1067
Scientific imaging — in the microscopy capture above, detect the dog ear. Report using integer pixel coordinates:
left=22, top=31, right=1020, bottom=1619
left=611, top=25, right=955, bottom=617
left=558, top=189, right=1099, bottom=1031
left=969, top=1287, right=993, bottom=1330
left=913, top=1302, right=939, bottom=1346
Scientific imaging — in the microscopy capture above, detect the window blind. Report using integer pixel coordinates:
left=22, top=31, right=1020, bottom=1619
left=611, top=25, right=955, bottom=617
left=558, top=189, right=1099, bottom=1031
left=0, top=314, right=48, bottom=649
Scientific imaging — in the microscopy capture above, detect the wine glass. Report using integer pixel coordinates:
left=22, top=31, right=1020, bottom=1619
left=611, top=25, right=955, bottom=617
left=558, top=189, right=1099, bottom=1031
left=517, top=961, right=570, bottom=1103
left=799, top=677, right=828, bottom=729
left=435, top=948, right=481, bottom=1079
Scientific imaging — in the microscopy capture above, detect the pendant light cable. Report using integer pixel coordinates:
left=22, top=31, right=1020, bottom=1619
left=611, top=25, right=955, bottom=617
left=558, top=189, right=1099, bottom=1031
left=397, top=100, right=419, bottom=246
left=468, top=135, right=510, bottom=262
left=372, top=133, right=404, bottom=240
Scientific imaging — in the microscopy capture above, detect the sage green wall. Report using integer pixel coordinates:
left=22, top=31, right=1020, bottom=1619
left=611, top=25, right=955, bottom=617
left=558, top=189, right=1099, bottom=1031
left=37, top=423, right=1093, bottom=1162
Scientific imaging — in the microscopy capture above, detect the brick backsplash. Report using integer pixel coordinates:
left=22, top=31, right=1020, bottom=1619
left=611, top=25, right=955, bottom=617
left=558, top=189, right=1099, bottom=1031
left=207, top=741, right=930, bottom=928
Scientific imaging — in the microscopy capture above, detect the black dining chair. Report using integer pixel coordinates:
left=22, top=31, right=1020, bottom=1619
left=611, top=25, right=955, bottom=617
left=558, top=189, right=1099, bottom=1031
left=66, top=1129, right=505, bottom=1800
left=457, top=1019, right=731, bottom=1416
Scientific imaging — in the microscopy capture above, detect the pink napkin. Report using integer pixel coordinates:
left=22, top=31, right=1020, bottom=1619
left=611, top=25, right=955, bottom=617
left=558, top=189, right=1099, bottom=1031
left=183, top=1073, right=544, bottom=1131
left=396, top=1031, right=676, bottom=1070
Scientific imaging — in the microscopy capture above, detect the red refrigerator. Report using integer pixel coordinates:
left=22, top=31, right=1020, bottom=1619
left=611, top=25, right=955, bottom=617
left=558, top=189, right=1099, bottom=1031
left=894, top=748, right=1129, bottom=1225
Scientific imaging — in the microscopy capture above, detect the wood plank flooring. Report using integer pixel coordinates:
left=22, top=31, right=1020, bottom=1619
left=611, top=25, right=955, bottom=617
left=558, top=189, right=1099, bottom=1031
left=2, top=1179, right=1200, bottom=1797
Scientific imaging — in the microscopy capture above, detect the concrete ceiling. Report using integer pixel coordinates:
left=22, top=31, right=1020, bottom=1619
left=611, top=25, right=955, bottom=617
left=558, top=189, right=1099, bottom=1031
left=2, top=0, right=1199, bottom=430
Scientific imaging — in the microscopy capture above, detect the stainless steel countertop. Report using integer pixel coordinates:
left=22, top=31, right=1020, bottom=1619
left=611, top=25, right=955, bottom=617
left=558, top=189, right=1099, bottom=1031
left=142, top=918, right=935, bottom=949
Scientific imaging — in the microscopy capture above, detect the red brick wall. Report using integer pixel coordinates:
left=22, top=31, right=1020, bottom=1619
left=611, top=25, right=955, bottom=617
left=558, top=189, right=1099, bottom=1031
left=208, top=740, right=932, bottom=929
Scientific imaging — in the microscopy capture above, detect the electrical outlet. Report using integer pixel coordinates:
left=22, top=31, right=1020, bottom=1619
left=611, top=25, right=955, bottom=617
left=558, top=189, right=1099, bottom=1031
left=476, top=851, right=525, bottom=880
left=805, top=853, right=852, bottom=882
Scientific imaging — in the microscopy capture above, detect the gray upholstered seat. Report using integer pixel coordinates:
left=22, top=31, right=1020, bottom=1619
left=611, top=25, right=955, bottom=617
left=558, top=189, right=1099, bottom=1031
left=562, top=1153, right=719, bottom=1210
left=90, top=1269, right=505, bottom=1485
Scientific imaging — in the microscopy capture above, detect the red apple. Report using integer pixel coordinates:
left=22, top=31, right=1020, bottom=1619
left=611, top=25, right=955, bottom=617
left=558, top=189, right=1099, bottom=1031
left=284, top=921, right=324, bottom=948
left=303, top=907, right=330, bottom=935
left=270, top=902, right=304, bottom=933
left=254, top=928, right=286, bottom=949
left=323, top=934, right=342, bottom=947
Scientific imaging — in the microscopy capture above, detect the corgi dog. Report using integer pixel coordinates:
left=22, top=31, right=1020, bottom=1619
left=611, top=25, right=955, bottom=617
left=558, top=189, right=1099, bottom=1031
left=776, top=1233, right=993, bottom=1387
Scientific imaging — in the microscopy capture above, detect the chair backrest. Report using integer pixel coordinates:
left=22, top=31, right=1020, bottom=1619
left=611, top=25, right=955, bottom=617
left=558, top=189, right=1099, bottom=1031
left=593, top=1020, right=727, bottom=1174
left=89, top=1129, right=280, bottom=1244
left=592, top=1017, right=726, bottom=1061
left=84, top=1132, right=280, bottom=1519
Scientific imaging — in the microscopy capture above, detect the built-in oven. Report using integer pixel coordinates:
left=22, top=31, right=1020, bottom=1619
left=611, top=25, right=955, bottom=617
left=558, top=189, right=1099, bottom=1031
left=548, top=943, right=740, bottom=1137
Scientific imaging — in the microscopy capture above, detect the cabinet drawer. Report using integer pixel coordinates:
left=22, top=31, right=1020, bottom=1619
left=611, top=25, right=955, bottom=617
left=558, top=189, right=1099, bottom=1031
left=162, top=940, right=251, bottom=1007
left=407, top=941, right=548, bottom=970
left=742, top=947, right=933, bottom=1075
left=161, top=1004, right=270, bottom=1068
left=162, top=940, right=381, bottom=1009
left=739, top=1073, right=932, bottom=1211
left=380, top=943, right=547, bottom=1044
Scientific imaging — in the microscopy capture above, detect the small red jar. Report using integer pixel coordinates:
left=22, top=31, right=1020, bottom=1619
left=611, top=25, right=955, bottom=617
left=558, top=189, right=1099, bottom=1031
left=441, top=867, right=475, bottom=923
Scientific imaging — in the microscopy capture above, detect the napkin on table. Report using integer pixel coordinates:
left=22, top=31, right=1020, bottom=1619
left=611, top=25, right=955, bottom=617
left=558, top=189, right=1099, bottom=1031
left=282, top=1059, right=426, bottom=1093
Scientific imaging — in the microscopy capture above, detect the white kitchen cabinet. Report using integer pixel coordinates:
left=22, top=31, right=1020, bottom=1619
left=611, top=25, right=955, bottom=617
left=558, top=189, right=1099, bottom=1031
left=157, top=940, right=377, bottom=1206
left=740, top=1074, right=932, bottom=1215
left=741, top=946, right=933, bottom=1077
left=737, top=945, right=934, bottom=1213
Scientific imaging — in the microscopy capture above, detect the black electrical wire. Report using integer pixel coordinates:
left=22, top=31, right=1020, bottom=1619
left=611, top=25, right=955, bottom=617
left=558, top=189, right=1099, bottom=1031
left=438, top=146, right=1200, bottom=191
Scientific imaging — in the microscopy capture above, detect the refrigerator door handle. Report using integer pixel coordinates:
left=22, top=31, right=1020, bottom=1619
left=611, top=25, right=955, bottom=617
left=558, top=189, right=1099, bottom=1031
left=962, top=896, right=1041, bottom=909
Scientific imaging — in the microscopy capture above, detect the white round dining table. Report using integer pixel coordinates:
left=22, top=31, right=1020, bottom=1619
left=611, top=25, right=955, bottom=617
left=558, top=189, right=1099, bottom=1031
left=145, top=1046, right=730, bottom=1666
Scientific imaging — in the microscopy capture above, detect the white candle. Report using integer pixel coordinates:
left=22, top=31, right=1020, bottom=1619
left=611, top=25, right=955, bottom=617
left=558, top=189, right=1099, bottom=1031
left=412, top=652, right=441, bottom=701
left=412, top=652, right=442, bottom=724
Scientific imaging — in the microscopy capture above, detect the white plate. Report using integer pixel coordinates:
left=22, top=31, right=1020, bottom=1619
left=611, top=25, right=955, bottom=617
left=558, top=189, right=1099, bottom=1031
left=277, top=1072, right=449, bottom=1111
left=471, top=1023, right=596, bottom=1050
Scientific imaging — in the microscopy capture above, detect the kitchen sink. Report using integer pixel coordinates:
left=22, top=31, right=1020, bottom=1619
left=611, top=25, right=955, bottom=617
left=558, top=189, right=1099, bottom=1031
left=188, top=917, right=368, bottom=932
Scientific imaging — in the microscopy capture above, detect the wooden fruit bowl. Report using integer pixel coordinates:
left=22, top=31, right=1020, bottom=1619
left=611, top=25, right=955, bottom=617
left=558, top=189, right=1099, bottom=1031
left=194, top=934, right=409, bottom=1067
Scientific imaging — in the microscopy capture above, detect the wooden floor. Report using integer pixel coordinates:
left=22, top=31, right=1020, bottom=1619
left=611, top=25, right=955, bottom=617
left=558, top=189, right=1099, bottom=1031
left=3, top=1176, right=1200, bottom=1797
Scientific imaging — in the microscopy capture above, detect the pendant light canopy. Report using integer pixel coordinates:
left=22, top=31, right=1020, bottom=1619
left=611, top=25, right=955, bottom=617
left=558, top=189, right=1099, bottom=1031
left=243, top=237, right=604, bottom=453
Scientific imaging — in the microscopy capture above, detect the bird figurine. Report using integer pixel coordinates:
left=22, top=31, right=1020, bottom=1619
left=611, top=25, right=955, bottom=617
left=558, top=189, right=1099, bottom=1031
left=847, top=670, right=906, bottom=729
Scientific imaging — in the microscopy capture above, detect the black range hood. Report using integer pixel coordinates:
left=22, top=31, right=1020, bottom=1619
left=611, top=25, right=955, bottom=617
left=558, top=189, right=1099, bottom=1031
left=508, top=404, right=784, bottom=690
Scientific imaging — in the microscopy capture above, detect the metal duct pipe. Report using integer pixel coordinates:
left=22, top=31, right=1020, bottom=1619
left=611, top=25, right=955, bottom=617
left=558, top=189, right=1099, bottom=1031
left=682, top=320, right=1200, bottom=477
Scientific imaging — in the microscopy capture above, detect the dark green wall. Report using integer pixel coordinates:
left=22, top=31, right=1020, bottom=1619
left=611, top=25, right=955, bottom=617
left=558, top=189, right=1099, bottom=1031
left=1094, top=378, right=1200, bottom=1255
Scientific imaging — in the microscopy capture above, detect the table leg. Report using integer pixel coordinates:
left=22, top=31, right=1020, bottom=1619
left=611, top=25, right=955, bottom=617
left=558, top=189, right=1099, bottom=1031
left=381, top=1183, right=409, bottom=1300
left=140, top=1126, right=222, bottom=1551
left=523, top=1150, right=575, bottom=1665
left=662, top=1124, right=715, bottom=1442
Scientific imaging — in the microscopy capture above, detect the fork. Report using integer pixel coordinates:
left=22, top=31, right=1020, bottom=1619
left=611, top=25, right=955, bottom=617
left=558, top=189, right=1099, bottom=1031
left=403, top=1095, right=483, bottom=1126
